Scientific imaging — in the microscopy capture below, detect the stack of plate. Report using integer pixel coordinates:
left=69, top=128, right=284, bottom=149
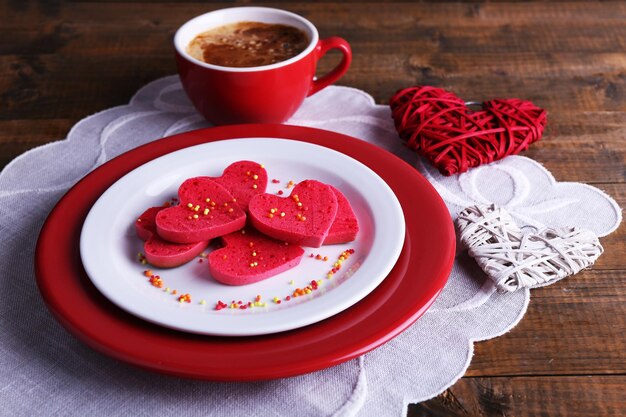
left=35, top=125, right=455, bottom=381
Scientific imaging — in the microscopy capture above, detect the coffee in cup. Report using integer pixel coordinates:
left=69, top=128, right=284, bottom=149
left=186, top=21, right=309, bottom=68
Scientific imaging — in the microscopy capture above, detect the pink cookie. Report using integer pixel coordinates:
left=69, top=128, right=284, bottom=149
left=211, top=161, right=268, bottom=212
left=136, top=207, right=208, bottom=268
left=156, top=177, right=246, bottom=243
left=248, top=180, right=338, bottom=247
left=209, top=228, right=304, bottom=286
left=324, top=186, right=360, bottom=244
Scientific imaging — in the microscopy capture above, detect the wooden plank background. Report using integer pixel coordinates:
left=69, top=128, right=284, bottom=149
left=1, top=1, right=624, bottom=415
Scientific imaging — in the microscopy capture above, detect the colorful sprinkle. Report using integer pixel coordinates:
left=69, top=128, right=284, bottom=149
left=149, top=275, right=163, bottom=288
left=326, top=249, right=355, bottom=279
left=177, top=293, right=191, bottom=303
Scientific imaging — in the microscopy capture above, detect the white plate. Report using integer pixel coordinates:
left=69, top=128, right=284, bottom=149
left=80, top=138, right=405, bottom=336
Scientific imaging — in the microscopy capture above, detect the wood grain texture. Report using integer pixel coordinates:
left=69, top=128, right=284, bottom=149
left=0, top=1, right=624, bottom=415
left=409, top=376, right=626, bottom=417
left=469, top=269, right=626, bottom=376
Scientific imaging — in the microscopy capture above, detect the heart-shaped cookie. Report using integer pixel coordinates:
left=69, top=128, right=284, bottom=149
left=136, top=207, right=208, bottom=268
left=211, top=161, right=268, bottom=211
left=248, top=180, right=338, bottom=247
left=156, top=177, right=246, bottom=243
left=209, top=228, right=304, bottom=286
left=457, top=204, right=603, bottom=292
left=324, top=185, right=359, bottom=245
left=390, top=86, right=547, bottom=175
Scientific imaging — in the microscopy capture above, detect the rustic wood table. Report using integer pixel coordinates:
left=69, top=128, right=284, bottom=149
left=1, top=1, right=624, bottom=415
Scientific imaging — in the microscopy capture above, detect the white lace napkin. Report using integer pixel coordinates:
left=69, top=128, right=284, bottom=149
left=0, top=76, right=620, bottom=416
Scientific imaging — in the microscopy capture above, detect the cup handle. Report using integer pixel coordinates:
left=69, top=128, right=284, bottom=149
left=308, top=37, right=352, bottom=97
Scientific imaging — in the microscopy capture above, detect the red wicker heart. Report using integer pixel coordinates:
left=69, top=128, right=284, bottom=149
left=389, top=86, right=547, bottom=175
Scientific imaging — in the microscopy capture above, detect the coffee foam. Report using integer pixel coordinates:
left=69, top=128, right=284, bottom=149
left=187, top=21, right=309, bottom=68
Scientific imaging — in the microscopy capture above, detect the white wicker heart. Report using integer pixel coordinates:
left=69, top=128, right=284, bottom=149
left=456, top=204, right=604, bottom=292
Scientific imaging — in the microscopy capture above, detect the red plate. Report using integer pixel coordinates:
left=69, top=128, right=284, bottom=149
left=35, top=125, right=455, bottom=381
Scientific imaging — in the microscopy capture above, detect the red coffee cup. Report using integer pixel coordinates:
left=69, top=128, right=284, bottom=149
left=174, top=7, right=352, bottom=125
